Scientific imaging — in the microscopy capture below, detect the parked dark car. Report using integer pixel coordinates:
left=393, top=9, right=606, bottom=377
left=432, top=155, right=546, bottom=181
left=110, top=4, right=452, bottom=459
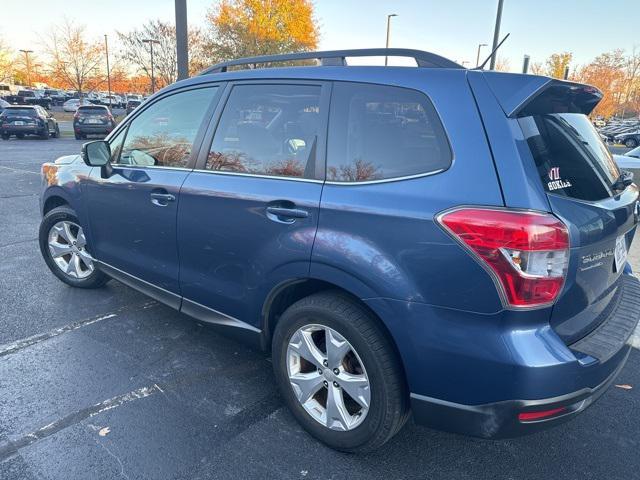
left=38, top=49, right=640, bottom=452
left=73, top=105, right=116, bottom=139
left=5, top=90, right=52, bottom=109
left=1, top=105, right=59, bottom=139
left=0, top=98, right=9, bottom=114
left=125, top=99, right=141, bottom=115
left=614, top=131, right=640, bottom=148
left=44, top=89, right=67, bottom=106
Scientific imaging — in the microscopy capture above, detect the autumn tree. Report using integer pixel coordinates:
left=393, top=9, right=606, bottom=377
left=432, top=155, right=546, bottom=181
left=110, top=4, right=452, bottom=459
left=0, top=36, right=13, bottom=83
left=45, top=20, right=104, bottom=97
left=575, top=50, right=626, bottom=118
left=545, top=52, right=573, bottom=79
left=205, top=0, right=319, bottom=63
left=118, top=20, right=208, bottom=91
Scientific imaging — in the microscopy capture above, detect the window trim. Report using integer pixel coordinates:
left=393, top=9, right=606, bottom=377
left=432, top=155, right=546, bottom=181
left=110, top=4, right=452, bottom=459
left=193, top=79, right=331, bottom=182
left=324, top=80, right=453, bottom=185
left=108, top=84, right=225, bottom=170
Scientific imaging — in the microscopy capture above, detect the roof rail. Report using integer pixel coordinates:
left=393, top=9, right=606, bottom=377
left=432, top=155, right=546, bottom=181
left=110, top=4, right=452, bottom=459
left=199, top=48, right=464, bottom=75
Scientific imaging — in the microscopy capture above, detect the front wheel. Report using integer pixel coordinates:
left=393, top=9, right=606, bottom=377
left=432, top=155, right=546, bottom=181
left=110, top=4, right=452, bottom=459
left=272, top=291, right=409, bottom=452
left=625, top=138, right=638, bottom=148
left=39, top=206, right=109, bottom=289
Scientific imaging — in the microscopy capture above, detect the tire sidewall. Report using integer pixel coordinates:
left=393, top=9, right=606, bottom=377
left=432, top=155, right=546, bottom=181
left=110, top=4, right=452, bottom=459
left=39, top=207, right=105, bottom=288
left=272, top=301, right=392, bottom=451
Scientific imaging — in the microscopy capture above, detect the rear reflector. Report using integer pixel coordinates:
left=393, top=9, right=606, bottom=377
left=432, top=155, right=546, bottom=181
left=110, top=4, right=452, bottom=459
left=518, top=407, right=567, bottom=422
left=438, top=208, right=569, bottom=308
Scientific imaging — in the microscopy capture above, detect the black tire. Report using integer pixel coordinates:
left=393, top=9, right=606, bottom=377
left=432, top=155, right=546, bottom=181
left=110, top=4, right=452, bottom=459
left=625, top=138, right=638, bottom=148
left=40, top=129, right=49, bottom=140
left=39, top=206, right=110, bottom=289
left=16, top=134, right=24, bottom=139
left=51, top=124, right=60, bottom=138
left=272, top=291, right=409, bottom=452
left=1, top=134, right=9, bottom=140
left=74, top=133, right=82, bottom=140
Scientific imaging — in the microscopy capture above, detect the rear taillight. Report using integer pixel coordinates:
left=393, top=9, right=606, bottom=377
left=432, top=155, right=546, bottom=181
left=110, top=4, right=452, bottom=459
left=438, top=208, right=569, bottom=308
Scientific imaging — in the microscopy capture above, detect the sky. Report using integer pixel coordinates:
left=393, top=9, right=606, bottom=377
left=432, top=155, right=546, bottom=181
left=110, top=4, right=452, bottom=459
left=1, top=0, right=638, bottom=71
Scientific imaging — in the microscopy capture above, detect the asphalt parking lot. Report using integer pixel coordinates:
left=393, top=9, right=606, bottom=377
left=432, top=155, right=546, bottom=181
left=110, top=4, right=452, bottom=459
left=1, top=137, right=639, bottom=480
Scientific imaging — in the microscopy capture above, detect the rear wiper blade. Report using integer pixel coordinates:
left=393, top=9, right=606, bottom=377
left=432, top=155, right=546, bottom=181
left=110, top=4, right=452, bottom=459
left=612, top=170, right=634, bottom=191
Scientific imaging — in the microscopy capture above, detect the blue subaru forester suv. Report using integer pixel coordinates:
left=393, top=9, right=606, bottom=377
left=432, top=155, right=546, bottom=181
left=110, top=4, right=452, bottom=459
left=38, top=49, right=640, bottom=452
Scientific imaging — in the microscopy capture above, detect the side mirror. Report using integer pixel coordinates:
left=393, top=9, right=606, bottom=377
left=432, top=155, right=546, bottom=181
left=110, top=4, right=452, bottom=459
left=81, top=140, right=113, bottom=178
left=82, top=140, right=110, bottom=166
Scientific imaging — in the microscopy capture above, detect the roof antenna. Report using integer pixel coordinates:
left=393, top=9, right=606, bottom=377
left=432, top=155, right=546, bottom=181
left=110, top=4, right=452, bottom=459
left=476, top=33, right=510, bottom=70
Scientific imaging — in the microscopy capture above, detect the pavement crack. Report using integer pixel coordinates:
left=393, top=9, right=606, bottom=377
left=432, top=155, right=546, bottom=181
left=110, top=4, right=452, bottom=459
left=0, top=301, right=157, bottom=358
left=96, top=441, right=131, bottom=480
left=0, top=385, right=162, bottom=462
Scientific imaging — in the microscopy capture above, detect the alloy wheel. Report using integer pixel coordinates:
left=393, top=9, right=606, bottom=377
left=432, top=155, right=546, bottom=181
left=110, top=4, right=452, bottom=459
left=286, top=324, right=371, bottom=431
left=47, top=220, right=95, bottom=279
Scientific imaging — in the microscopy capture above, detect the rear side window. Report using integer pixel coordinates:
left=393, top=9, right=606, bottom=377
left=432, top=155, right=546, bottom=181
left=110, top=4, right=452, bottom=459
left=78, top=107, right=107, bottom=114
left=519, top=113, right=620, bottom=201
left=326, top=82, right=451, bottom=182
left=206, top=84, right=322, bottom=179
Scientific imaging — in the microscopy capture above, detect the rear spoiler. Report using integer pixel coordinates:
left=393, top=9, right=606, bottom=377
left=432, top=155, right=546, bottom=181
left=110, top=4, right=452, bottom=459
left=480, top=71, right=603, bottom=118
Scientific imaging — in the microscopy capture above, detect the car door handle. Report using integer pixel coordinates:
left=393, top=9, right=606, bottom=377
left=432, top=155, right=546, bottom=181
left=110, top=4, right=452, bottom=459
left=266, top=206, right=309, bottom=222
left=150, top=192, right=175, bottom=206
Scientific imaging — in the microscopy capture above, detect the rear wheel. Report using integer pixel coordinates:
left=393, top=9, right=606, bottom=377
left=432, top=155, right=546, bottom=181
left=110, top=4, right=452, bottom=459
left=74, top=133, right=82, bottom=140
left=272, top=291, right=409, bottom=452
left=39, top=206, right=109, bottom=289
left=625, top=138, right=638, bottom=148
left=1, top=134, right=9, bottom=140
left=51, top=124, right=60, bottom=138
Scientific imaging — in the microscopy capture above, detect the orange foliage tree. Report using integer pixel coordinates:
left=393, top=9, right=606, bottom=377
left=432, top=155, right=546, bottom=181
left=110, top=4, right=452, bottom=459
left=206, top=0, right=319, bottom=62
left=574, top=50, right=626, bottom=118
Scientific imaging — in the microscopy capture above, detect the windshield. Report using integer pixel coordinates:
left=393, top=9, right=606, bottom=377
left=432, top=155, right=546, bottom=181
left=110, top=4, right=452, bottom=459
left=519, top=113, right=620, bottom=201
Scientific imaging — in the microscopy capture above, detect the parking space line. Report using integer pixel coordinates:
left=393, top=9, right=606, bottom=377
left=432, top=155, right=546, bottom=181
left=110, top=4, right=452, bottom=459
left=0, top=301, right=157, bottom=358
left=0, top=385, right=162, bottom=461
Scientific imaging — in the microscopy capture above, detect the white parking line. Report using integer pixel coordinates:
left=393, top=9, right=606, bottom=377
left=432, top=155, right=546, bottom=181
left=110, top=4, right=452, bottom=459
left=0, top=384, right=162, bottom=461
left=0, top=301, right=157, bottom=358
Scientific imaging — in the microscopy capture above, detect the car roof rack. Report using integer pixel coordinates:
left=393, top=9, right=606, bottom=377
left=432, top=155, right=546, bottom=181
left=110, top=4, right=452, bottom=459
left=199, top=48, right=464, bottom=75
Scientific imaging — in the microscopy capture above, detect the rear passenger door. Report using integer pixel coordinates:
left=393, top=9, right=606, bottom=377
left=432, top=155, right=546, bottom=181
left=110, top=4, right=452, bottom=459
left=178, top=81, right=330, bottom=326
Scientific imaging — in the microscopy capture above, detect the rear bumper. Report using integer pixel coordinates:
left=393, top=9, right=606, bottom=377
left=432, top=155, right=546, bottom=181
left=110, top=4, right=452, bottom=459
left=410, top=345, right=631, bottom=438
left=74, top=124, right=112, bottom=134
left=1, top=125, right=44, bottom=135
left=365, top=272, right=640, bottom=438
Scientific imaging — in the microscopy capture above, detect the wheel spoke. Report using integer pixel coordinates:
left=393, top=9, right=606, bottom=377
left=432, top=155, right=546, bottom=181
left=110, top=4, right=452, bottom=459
left=62, top=222, right=76, bottom=244
left=289, top=330, right=326, bottom=368
left=326, top=383, right=350, bottom=431
left=76, top=228, right=87, bottom=248
left=338, top=372, right=370, bottom=409
left=49, top=241, right=73, bottom=258
left=64, top=253, right=79, bottom=277
left=325, top=328, right=350, bottom=369
left=289, top=371, right=324, bottom=404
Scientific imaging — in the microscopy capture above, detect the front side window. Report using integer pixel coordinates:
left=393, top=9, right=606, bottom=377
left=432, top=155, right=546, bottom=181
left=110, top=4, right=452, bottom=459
left=519, top=113, right=620, bottom=201
left=117, top=87, right=217, bottom=168
left=326, top=82, right=452, bottom=182
left=206, top=84, right=322, bottom=178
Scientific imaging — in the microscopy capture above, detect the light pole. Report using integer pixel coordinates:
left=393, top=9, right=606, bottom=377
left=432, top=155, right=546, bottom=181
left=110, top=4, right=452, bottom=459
left=142, top=39, right=160, bottom=94
left=489, top=0, right=505, bottom=70
left=175, top=0, right=189, bottom=80
left=104, top=35, right=112, bottom=109
left=385, top=14, right=397, bottom=66
left=19, top=49, right=34, bottom=87
left=475, top=43, right=487, bottom=67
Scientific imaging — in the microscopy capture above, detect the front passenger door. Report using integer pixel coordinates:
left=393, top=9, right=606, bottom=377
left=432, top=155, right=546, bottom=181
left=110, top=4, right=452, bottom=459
left=86, top=86, right=220, bottom=302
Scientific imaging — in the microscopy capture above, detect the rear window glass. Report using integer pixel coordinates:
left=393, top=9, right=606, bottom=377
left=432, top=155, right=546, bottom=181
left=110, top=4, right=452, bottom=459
left=4, top=108, right=36, bottom=116
left=327, top=82, right=451, bottom=182
left=519, top=113, right=620, bottom=201
left=78, top=107, right=108, bottom=113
